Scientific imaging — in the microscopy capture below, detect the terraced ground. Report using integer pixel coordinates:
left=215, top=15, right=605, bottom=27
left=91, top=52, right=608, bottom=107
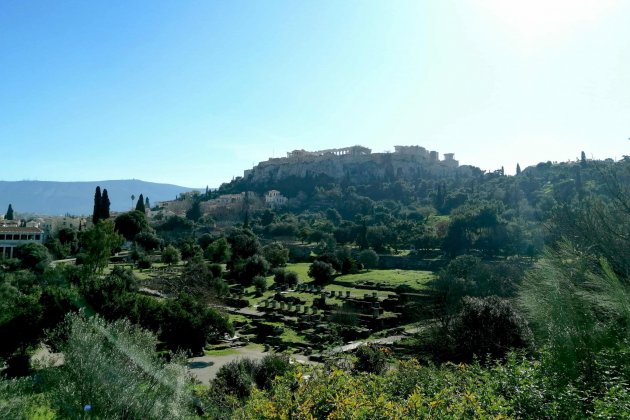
left=111, top=260, right=437, bottom=357
left=234, top=263, right=436, bottom=351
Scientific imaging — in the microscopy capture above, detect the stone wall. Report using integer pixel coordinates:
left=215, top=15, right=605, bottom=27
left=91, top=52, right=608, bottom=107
left=244, top=150, right=468, bottom=186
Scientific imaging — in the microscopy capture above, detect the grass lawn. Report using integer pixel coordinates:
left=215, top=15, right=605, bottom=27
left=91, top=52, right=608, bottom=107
left=227, top=313, right=250, bottom=324
left=282, top=263, right=311, bottom=281
left=334, top=269, right=434, bottom=290
left=246, top=267, right=434, bottom=308
left=263, top=322, right=308, bottom=345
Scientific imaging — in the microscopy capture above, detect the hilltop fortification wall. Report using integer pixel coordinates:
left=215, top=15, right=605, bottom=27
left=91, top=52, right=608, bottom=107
left=243, top=145, right=466, bottom=185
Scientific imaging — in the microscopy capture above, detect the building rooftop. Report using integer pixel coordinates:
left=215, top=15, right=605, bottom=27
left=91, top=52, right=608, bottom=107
left=0, top=226, right=44, bottom=233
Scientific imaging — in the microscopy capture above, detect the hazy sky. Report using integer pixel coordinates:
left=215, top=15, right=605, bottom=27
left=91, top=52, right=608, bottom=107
left=1, top=1, right=628, bottom=187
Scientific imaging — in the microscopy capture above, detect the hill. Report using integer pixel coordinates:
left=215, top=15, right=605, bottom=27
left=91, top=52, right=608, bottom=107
left=0, top=179, right=196, bottom=216
left=222, top=145, right=477, bottom=197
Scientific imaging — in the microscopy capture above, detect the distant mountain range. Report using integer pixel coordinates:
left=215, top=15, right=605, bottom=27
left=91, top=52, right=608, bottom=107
left=0, top=180, right=197, bottom=216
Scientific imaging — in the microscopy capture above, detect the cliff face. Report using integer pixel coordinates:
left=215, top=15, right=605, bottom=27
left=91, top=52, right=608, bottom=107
left=243, top=152, right=470, bottom=186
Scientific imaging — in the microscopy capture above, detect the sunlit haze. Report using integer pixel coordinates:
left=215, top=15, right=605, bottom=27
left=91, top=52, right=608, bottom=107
left=1, top=1, right=628, bottom=187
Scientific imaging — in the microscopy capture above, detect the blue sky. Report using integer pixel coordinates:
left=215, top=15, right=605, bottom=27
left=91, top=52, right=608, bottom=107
left=1, top=1, right=628, bottom=187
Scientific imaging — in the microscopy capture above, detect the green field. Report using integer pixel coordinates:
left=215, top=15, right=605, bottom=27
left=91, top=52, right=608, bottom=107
left=245, top=265, right=434, bottom=311
left=334, top=269, right=434, bottom=290
left=282, top=263, right=311, bottom=280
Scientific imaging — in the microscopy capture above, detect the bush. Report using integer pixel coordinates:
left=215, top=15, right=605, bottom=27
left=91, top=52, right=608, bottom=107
left=134, top=231, right=163, bottom=252
left=254, top=354, right=292, bottom=390
left=14, top=242, right=51, bottom=273
left=353, top=344, right=388, bottom=374
left=358, top=249, right=379, bottom=270
left=449, top=296, right=532, bottom=363
left=208, top=263, right=223, bottom=279
left=43, top=313, right=194, bottom=419
left=262, top=242, right=289, bottom=268
left=212, top=359, right=258, bottom=400
left=273, top=269, right=299, bottom=288
left=161, top=245, right=181, bottom=265
left=253, top=276, right=267, bottom=294
left=137, top=256, right=152, bottom=269
left=308, top=260, right=335, bottom=284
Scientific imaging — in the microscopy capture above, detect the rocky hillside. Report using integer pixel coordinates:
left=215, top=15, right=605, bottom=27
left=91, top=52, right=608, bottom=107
left=228, top=146, right=476, bottom=194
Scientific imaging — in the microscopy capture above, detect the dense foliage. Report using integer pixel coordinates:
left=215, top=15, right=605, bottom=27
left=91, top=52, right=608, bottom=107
left=1, top=156, right=629, bottom=418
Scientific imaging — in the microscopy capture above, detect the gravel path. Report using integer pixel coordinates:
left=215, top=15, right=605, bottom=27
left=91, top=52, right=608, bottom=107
left=327, top=326, right=424, bottom=355
left=188, top=346, right=312, bottom=384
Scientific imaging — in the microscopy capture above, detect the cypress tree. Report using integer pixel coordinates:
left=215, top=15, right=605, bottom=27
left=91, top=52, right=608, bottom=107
left=93, top=186, right=102, bottom=224
left=186, top=200, right=201, bottom=222
left=135, top=194, right=146, bottom=213
left=5, top=204, right=14, bottom=220
left=516, top=163, right=521, bottom=175
left=100, top=189, right=111, bottom=220
left=580, top=151, right=587, bottom=167
left=145, top=196, right=150, bottom=210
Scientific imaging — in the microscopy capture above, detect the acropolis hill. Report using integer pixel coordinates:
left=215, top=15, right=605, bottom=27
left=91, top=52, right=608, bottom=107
left=242, top=145, right=472, bottom=185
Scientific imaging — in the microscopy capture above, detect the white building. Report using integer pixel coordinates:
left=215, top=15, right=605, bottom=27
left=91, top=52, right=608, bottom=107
left=264, top=190, right=288, bottom=208
left=0, top=225, right=44, bottom=259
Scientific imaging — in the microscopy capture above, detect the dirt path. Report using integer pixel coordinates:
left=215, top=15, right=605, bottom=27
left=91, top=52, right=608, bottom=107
left=188, top=345, right=312, bottom=384
left=327, top=325, right=424, bottom=355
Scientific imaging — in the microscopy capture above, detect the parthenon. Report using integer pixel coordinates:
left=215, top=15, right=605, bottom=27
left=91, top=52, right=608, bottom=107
left=286, top=145, right=372, bottom=158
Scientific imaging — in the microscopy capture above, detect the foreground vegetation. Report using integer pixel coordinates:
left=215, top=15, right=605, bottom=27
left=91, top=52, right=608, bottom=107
left=1, top=156, right=629, bottom=418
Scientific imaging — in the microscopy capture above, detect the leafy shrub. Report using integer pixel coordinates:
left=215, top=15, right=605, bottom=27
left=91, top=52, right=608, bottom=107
left=43, top=313, right=194, bottom=419
left=161, top=244, right=181, bottom=265
left=353, top=344, right=388, bottom=374
left=213, top=359, right=258, bottom=400
left=253, top=276, right=267, bottom=294
left=308, top=260, right=335, bottom=284
left=255, top=354, right=292, bottom=390
left=449, top=296, right=532, bottom=363
left=137, top=256, right=152, bottom=269
left=273, top=269, right=299, bottom=288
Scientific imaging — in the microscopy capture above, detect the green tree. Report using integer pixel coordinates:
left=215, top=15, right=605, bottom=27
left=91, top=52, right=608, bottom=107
left=273, top=269, right=299, bottom=288
left=516, top=163, right=521, bottom=175
left=92, top=186, right=102, bottom=224
left=58, top=227, right=78, bottom=251
left=135, top=193, right=146, bottom=213
left=226, top=228, right=261, bottom=270
left=262, top=242, right=289, bottom=268
left=240, top=254, right=270, bottom=285
left=161, top=244, right=181, bottom=266
left=252, top=276, right=267, bottom=294
left=79, top=220, right=123, bottom=274
left=135, top=231, right=163, bottom=251
left=0, top=277, right=42, bottom=377
left=114, top=211, right=150, bottom=241
left=308, top=260, right=335, bottom=284
left=205, top=237, right=232, bottom=263
left=14, top=242, right=51, bottom=273
left=447, top=296, right=532, bottom=363
left=160, top=294, right=233, bottom=352
left=5, top=204, right=14, bottom=220
left=186, top=200, right=202, bottom=222
left=100, top=188, right=111, bottom=220
left=178, top=238, right=203, bottom=260
left=581, top=150, right=587, bottom=166
left=358, top=249, right=379, bottom=271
